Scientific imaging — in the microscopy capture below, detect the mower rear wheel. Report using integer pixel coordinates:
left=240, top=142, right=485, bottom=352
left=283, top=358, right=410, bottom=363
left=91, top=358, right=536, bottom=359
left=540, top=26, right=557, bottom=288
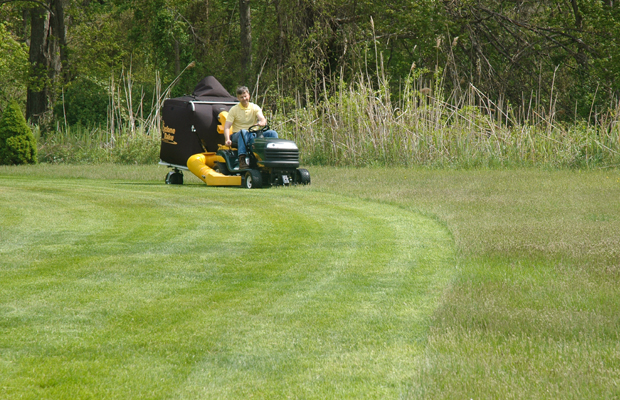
left=295, top=168, right=311, bottom=185
left=213, top=162, right=229, bottom=175
left=243, top=170, right=263, bottom=189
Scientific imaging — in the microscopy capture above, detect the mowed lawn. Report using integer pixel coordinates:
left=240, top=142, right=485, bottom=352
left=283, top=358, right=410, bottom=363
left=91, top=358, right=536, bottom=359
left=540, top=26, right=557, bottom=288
left=0, top=165, right=455, bottom=399
left=1, top=164, right=619, bottom=399
left=313, top=167, right=620, bottom=398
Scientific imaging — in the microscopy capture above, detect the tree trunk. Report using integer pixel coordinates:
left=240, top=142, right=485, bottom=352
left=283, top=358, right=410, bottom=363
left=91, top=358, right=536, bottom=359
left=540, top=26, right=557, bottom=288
left=239, top=0, right=252, bottom=82
left=570, top=0, right=587, bottom=68
left=174, top=39, right=181, bottom=75
left=26, top=6, right=51, bottom=123
left=273, top=0, right=285, bottom=66
left=26, top=0, right=67, bottom=125
left=52, top=0, right=68, bottom=78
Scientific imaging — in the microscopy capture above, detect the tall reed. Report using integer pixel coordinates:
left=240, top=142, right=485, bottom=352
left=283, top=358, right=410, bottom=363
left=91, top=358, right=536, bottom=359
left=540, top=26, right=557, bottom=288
left=270, top=72, right=620, bottom=168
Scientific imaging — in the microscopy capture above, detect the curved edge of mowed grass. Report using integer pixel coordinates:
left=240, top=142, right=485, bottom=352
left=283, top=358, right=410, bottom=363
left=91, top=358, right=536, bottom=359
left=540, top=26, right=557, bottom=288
left=0, top=171, right=457, bottom=399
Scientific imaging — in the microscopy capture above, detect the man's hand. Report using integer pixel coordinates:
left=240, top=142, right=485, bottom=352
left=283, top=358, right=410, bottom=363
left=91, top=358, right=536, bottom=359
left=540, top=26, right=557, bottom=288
left=257, top=110, right=267, bottom=127
left=224, top=121, right=233, bottom=146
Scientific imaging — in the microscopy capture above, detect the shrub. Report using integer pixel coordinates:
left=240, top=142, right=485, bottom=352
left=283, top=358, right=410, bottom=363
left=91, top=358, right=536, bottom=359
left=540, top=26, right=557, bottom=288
left=56, top=77, right=109, bottom=126
left=0, top=100, right=37, bottom=165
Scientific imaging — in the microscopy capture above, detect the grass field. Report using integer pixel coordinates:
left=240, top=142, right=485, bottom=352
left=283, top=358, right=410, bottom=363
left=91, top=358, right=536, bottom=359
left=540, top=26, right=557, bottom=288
left=0, top=165, right=455, bottom=398
left=1, top=164, right=619, bottom=398
left=314, top=167, right=620, bottom=398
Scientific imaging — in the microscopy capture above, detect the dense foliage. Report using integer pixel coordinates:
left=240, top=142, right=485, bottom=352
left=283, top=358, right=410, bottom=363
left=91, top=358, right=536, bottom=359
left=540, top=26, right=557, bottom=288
left=1, top=1, right=619, bottom=120
left=0, top=22, right=28, bottom=110
left=0, top=100, right=37, bottom=165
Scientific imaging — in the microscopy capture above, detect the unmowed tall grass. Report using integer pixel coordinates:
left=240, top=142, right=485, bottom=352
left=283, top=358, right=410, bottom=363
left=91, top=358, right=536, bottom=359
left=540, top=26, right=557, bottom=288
left=34, top=65, right=620, bottom=168
left=35, top=67, right=171, bottom=164
left=272, top=72, right=620, bottom=168
left=36, top=124, right=160, bottom=164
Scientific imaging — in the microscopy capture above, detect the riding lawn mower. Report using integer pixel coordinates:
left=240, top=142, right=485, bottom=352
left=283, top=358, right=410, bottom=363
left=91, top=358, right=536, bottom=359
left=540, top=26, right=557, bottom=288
left=159, top=76, right=310, bottom=189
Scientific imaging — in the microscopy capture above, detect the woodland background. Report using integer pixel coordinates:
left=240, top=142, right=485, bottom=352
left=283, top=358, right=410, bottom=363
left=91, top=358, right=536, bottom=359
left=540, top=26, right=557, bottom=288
left=0, top=0, right=619, bottom=166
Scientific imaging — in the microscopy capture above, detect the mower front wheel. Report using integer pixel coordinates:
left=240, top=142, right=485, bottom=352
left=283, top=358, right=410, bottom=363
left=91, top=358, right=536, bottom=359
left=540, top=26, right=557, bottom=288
left=295, top=168, right=311, bottom=185
left=242, top=170, right=263, bottom=189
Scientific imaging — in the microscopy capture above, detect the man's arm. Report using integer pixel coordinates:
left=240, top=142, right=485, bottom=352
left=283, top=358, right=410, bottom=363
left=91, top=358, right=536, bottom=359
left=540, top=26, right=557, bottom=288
left=224, top=121, right=233, bottom=146
left=256, top=109, right=267, bottom=127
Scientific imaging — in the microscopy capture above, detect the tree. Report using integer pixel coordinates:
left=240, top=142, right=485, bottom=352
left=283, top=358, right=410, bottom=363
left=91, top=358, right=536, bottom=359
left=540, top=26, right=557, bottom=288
left=239, top=0, right=252, bottom=82
left=3, top=0, right=619, bottom=126
left=441, top=0, right=620, bottom=119
left=0, top=21, right=28, bottom=109
left=26, top=0, right=67, bottom=125
left=0, top=100, right=37, bottom=165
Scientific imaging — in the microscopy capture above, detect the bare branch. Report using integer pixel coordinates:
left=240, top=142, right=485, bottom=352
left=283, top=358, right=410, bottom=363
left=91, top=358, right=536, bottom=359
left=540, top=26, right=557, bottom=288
left=476, top=6, right=599, bottom=57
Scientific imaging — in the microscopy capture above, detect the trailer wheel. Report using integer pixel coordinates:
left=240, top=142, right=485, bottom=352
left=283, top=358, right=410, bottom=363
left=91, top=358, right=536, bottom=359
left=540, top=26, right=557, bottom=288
left=165, top=170, right=183, bottom=185
left=243, top=170, right=263, bottom=189
left=295, top=168, right=311, bottom=185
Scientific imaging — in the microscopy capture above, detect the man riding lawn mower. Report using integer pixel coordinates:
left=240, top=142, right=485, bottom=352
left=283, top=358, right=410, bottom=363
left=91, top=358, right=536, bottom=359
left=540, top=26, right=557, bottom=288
left=158, top=76, right=310, bottom=188
left=224, top=86, right=277, bottom=170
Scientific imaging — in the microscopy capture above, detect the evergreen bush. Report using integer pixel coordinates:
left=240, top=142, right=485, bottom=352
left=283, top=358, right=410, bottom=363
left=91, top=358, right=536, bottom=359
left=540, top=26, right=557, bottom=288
left=0, top=100, right=37, bottom=165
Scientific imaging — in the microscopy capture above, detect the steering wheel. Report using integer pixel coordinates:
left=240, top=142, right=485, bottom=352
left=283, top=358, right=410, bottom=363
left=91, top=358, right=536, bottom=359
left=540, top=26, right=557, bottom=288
left=248, top=124, right=269, bottom=137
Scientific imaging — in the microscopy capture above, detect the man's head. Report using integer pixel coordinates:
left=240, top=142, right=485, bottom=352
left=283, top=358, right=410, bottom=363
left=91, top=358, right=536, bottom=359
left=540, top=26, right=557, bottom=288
left=236, top=86, right=250, bottom=107
left=236, top=86, right=250, bottom=96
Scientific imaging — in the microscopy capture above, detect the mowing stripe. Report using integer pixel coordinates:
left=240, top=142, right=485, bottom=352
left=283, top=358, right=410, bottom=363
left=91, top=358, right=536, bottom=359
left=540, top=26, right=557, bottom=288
left=0, top=177, right=455, bottom=399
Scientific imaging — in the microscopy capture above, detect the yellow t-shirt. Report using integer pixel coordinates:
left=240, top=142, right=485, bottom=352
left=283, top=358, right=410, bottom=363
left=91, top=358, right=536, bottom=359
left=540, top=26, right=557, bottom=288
left=226, top=102, right=261, bottom=133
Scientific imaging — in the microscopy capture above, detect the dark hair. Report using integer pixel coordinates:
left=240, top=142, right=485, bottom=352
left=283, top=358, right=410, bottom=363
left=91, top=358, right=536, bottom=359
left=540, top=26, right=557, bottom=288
left=236, top=86, right=250, bottom=96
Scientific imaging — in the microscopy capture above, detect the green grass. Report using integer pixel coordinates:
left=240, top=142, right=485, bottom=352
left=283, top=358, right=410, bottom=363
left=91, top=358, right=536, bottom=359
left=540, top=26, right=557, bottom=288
left=311, top=166, right=620, bottom=398
left=0, top=165, right=454, bottom=398
left=1, top=164, right=619, bottom=398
